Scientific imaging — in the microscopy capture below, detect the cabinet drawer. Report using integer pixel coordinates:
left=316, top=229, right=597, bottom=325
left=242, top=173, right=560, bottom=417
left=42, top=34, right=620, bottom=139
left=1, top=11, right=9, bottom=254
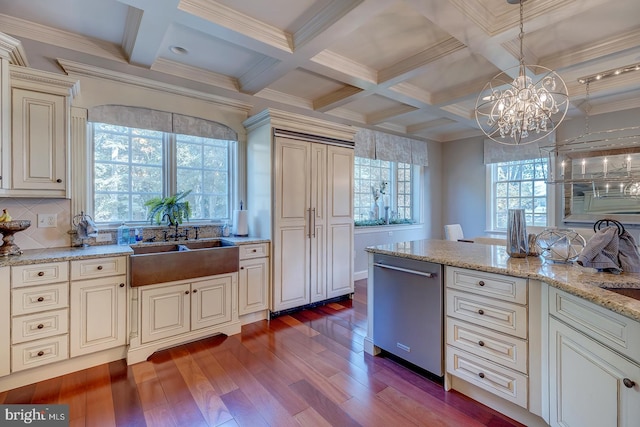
left=12, top=308, right=69, bottom=344
left=446, top=317, right=528, bottom=374
left=12, top=262, right=69, bottom=288
left=71, top=256, right=127, bottom=280
left=238, top=243, right=269, bottom=260
left=549, top=286, right=640, bottom=364
left=11, top=335, right=69, bottom=372
left=447, top=346, right=528, bottom=408
left=447, top=289, right=527, bottom=339
left=446, top=267, right=527, bottom=304
left=12, top=283, right=69, bottom=315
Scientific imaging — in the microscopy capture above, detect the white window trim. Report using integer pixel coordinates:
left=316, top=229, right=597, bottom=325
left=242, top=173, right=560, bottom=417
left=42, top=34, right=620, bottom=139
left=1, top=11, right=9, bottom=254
left=485, top=160, right=555, bottom=233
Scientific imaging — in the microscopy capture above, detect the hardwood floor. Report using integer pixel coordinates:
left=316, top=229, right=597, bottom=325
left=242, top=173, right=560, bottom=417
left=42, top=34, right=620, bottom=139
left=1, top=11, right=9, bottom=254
left=0, top=280, right=525, bottom=426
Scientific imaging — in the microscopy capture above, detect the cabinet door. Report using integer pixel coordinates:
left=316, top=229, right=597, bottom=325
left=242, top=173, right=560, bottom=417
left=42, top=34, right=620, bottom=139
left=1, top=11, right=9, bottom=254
left=326, top=145, right=354, bottom=299
left=239, top=257, right=269, bottom=315
left=273, top=137, right=311, bottom=311
left=191, top=275, right=233, bottom=330
left=141, top=283, right=190, bottom=343
left=11, top=88, right=66, bottom=192
left=310, top=142, right=327, bottom=303
left=0, top=267, right=9, bottom=377
left=70, top=276, right=127, bottom=356
left=549, top=317, right=640, bottom=427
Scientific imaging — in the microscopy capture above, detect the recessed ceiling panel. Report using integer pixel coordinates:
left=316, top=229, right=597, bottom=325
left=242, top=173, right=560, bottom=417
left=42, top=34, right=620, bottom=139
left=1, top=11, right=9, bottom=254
left=267, top=69, right=349, bottom=100
left=341, top=94, right=412, bottom=116
left=158, top=23, right=268, bottom=77
left=214, top=0, right=330, bottom=31
left=327, top=2, right=452, bottom=70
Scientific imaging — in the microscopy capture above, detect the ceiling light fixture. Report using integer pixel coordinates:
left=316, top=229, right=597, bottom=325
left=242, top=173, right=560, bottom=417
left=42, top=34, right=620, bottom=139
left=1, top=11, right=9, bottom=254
left=475, top=0, right=569, bottom=145
left=169, top=46, right=189, bottom=55
left=577, top=63, right=640, bottom=85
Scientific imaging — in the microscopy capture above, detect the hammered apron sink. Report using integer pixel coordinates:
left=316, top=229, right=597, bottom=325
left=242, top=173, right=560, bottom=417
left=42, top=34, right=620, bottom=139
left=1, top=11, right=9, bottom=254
left=129, top=240, right=239, bottom=287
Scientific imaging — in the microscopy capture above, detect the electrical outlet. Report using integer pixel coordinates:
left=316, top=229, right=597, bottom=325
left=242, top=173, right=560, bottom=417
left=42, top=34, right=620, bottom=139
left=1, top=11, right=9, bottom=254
left=37, top=214, right=57, bottom=228
left=95, top=233, right=112, bottom=243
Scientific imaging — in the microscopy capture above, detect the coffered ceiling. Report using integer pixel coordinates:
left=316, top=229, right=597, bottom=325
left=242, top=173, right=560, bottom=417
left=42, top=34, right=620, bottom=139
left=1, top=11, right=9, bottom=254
left=1, top=0, right=639, bottom=142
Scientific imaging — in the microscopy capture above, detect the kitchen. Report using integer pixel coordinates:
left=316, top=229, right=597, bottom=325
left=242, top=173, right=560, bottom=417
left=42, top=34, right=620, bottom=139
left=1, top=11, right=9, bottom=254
left=2, top=0, right=640, bottom=426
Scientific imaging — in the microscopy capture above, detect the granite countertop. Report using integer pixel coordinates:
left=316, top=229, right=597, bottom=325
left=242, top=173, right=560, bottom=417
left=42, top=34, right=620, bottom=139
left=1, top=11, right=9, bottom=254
left=0, top=237, right=270, bottom=268
left=366, top=239, right=640, bottom=322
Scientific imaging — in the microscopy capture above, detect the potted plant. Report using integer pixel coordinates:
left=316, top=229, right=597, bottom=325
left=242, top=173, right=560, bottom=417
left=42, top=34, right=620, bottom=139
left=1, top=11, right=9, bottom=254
left=144, top=190, right=192, bottom=225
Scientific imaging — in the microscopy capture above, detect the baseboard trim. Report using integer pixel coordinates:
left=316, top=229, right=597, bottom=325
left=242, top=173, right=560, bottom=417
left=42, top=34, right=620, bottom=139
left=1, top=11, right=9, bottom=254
left=354, top=270, right=368, bottom=281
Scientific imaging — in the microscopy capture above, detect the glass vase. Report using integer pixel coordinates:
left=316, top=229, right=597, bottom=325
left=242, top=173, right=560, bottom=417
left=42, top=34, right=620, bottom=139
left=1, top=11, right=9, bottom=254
left=506, top=209, right=528, bottom=258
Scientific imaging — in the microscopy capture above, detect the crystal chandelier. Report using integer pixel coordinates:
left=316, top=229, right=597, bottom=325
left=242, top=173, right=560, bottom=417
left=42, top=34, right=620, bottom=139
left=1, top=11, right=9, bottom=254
left=475, top=0, right=569, bottom=145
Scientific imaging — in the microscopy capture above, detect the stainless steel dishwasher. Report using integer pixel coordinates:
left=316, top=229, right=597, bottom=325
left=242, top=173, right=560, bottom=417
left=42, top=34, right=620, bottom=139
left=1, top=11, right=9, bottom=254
left=372, top=253, right=443, bottom=376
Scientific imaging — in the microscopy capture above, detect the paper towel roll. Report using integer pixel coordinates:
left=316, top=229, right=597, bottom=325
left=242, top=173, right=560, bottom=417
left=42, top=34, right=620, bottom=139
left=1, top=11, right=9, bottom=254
left=232, top=210, right=248, bottom=236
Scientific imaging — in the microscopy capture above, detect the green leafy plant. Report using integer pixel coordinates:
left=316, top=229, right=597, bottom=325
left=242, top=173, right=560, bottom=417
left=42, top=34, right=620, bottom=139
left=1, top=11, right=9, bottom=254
left=144, top=190, right=192, bottom=225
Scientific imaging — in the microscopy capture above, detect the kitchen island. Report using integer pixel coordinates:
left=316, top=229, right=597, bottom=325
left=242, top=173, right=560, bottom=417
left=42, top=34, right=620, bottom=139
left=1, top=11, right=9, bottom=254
left=365, top=239, right=640, bottom=427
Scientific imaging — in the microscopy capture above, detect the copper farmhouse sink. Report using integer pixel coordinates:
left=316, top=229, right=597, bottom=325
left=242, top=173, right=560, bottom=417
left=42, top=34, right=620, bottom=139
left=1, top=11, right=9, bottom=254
left=130, top=240, right=239, bottom=287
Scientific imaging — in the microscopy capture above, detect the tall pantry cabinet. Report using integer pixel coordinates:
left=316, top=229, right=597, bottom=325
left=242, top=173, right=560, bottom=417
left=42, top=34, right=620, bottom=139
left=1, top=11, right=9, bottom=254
left=244, top=109, right=356, bottom=313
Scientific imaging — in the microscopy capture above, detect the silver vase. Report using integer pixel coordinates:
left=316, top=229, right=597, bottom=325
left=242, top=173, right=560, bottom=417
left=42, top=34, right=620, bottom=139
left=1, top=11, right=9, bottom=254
left=507, top=209, right=528, bottom=258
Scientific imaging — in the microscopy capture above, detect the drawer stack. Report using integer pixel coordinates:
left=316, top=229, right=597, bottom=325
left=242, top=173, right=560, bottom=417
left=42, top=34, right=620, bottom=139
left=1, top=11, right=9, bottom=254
left=11, top=262, right=70, bottom=372
left=445, top=266, right=529, bottom=408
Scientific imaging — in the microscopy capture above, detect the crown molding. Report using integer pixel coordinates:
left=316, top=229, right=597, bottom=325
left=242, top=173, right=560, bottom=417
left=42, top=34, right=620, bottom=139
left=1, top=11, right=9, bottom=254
left=10, top=65, right=79, bottom=97
left=151, top=57, right=239, bottom=92
left=0, top=32, right=29, bottom=66
left=57, top=58, right=252, bottom=112
left=242, top=108, right=356, bottom=141
left=254, top=88, right=313, bottom=110
left=311, top=50, right=377, bottom=84
left=178, top=0, right=292, bottom=53
left=293, top=0, right=362, bottom=48
left=0, top=13, right=125, bottom=63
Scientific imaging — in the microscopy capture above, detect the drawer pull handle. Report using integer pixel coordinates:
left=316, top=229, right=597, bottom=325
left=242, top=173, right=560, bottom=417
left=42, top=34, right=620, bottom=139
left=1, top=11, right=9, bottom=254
left=478, top=280, right=485, bottom=287
left=478, top=309, right=485, bottom=315
left=119, top=283, right=125, bottom=288
left=478, top=340, right=485, bottom=347
left=37, top=297, right=45, bottom=302
left=38, top=271, right=45, bottom=277
left=37, top=351, right=45, bottom=357
left=37, top=324, right=44, bottom=329
left=623, top=378, right=636, bottom=388
left=97, top=265, right=103, bottom=270
left=478, top=372, right=485, bottom=379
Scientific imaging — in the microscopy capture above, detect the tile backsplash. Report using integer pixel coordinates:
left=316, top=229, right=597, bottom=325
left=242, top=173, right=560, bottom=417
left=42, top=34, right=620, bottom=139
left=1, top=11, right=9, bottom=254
left=0, top=198, right=71, bottom=250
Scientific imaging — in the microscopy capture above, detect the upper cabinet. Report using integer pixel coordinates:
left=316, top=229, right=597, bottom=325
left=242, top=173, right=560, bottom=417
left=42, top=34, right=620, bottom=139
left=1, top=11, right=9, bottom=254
left=1, top=65, right=79, bottom=198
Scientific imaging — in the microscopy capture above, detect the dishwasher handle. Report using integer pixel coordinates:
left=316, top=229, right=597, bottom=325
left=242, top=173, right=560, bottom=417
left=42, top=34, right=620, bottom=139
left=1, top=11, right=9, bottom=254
left=373, top=262, right=436, bottom=278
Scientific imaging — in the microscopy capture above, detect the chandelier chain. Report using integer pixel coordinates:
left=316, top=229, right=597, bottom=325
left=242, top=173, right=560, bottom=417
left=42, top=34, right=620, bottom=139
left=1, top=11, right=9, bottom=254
left=518, top=0, right=524, bottom=66
left=585, top=81, right=591, bottom=135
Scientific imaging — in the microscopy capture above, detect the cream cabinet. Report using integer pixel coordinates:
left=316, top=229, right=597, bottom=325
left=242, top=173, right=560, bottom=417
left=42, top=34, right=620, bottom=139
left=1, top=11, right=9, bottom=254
left=69, top=257, right=127, bottom=357
left=548, top=287, right=640, bottom=427
left=2, top=66, right=78, bottom=197
left=10, top=261, right=70, bottom=372
left=445, top=267, right=530, bottom=408
left=245, top=109, right=355, bottom=314
left=238, top=242, right=270, bottom=316
left=140, top=273, right=235, bottom=344
left=0, top=267, right=9, bottom=377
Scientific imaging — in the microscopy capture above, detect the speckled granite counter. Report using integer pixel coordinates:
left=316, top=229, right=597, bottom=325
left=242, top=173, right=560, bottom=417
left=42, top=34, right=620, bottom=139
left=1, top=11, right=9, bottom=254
left=0, top=237, right=270, bottom=268
left=366, top=239, right=640, bottom=322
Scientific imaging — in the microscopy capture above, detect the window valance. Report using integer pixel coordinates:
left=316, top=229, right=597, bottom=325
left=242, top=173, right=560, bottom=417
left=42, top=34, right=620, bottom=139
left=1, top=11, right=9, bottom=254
left=88, top=105, right=237, bottom=140
left=483, top=132, right=554, bottom=164
left=355, top=128, right=429, bottom=166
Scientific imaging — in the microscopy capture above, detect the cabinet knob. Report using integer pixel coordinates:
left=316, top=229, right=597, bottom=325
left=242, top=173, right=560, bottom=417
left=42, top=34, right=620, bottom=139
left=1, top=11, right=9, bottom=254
left=192, top=289, right=198, bottom=293
left=37, top=296, right=44, bottom=302
left=252, top=249, right=257, bottom=253
left=240, top=266, right=245, bottom=270
left=623, top=378, right=636, bottom=388
left=38, top=271, right=45, bottom=277
left=37, top=324, right=44, bottom=329
left=56, top=179, right=62, bottom=183
left=97, top=265, right=103, bottom=270
left=37, top=351, right=45, bottom=357
left=478, top=309, right=485, bottom=315
left=478, top=340, right=485, bottom=347
left=478, top=280, right=485, bottom=287
left=119, top=283, right=125, bottom=288
left=185, top=290, right=190, bottom=295
left=478, top=372, right=485, bottom=379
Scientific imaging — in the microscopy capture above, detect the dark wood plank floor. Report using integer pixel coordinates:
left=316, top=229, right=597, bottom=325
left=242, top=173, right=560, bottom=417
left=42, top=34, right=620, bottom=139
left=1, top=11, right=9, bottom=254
left=0, top=280, right=525, bottom=426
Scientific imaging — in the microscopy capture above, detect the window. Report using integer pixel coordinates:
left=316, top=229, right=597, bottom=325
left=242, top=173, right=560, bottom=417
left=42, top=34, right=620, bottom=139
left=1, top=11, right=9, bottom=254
left=353, top=157, right=417, bottom=225
left=92, top=122, right=235, bottom=223
left=488, top=157, right=551, bottom=230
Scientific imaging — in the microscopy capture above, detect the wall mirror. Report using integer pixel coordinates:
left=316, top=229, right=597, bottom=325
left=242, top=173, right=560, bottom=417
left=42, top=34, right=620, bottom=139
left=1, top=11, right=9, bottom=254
left=559, top=146, right=640, bottom=224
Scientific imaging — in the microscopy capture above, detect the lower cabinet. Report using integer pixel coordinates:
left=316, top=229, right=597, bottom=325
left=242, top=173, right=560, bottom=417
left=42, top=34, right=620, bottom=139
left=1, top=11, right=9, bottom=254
left=140, top=274, right=234, bottom=344
left=239, top=256, right=269, bottom=315
left=548, top=288, right=640, bottom=427
left=1, top=267, right=10, bottom=377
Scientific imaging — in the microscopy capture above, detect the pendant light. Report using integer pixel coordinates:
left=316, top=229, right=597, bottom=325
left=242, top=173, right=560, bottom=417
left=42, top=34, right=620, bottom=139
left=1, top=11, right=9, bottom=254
left=475, top=0, right=569, bottom=145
